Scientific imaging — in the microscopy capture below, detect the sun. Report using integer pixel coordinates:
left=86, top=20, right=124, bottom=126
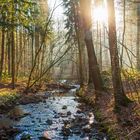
left=93, top=6, right=108, bottom=23
left=92, top=4, right=121, bottom=25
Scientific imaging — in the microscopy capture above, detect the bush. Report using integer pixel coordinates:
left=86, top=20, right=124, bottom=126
left=101, top=70, right=112, bottom=88
left=121, top=68, right=140, bottom=80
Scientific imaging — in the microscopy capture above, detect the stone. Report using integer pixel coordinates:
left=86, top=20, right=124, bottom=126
left=43, top=100, right=47, bottom=103
left=42, top=131, right=51, bottom=140
left=62, top=126, right=72, bottom=136
left=72, top=129, right=81, bottom=135
left=39, top=136, right=51, bottom=140
left=46, top=119, right=53, bottom=125
left=82, top=125, right=91, bottom=133
left=76, top=110, right=82, bottom=114
left=32, top=120, right=35, bottom=123
left=39, top=118, right=42, bottom=123
left=54, top=114, right=59, bottom=118
left=20, top=132, right=31, bottom=140
left=67, top=111, right=71, bottom=116
left=62, top=105, right=67, bottom=110
left=59, top=112, right=67, bottom=118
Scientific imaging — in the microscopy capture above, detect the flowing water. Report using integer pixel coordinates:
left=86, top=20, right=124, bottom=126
left=0, top=85, right=108, bottom=140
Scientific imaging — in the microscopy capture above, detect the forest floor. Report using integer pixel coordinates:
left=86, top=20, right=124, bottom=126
left=78, top=86, right=140, bottom=140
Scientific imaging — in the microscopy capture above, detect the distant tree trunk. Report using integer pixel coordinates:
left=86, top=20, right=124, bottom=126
left=23, top=33, right=26, bottom=76
left=0, top=27, right=5, bottom=81
left=136, top=3, right=140, bottom=70
left=4, top=32, right=8, bottom=73
left=80, top=0, right=103, bottom=93
left=99, top=23, right=102, bottom=71
left=11, top=29, right=15, bottom=89
left=70, top=48, right=74, bottom=77
left=95, top=0, right=103, bottom=71
left=78, top=44, right=84, bottom=86
left=73, top=3, right=84, bottom=86
left=7, top=31, right=11, bottom=75
left=31, top=33, right=34, bottom=67
left=40, top=43, right=45, bottom=75
left=120, top=0, right=126, bottom=67
left=107, top=0, right=131, bottom=109
left=15, top=28, right=18, bottom=81
left=35, top=26, right=40, bottom=75
left=16, top=29, right=24, bottom=78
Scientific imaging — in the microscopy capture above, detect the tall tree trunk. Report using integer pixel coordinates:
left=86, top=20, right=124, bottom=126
left=0, top=28, right=5, bottom=81
left=107, top=0, right=131, bottom=109
left=11, top=1, right=15, bottom=89
left=15, top=28, right=18, bottom=81
left=7, top=31, right=11, bottom=75
left=80, top=0, right=103, bottom=93
left=11, top=29, right=15, bottom=89
left=136, top=3, right=140, bottom=70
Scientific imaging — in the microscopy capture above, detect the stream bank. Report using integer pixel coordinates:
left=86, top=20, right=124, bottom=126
left=0, top=83, right=108, bottom=140
left=77, top=86, right=140, bottom=140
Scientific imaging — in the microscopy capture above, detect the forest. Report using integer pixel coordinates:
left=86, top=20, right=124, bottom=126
left=0, top=0, right=140, bottom=140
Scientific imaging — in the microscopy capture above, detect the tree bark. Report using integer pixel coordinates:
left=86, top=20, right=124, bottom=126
left=7, top=31, right=11, bottom=75
left=107, top=0, right=131, bottom=108
left=72, top=3, right=84, bottom=86
left=136, top=3, right=140, bottom=70
left=11, top=29, right=15, bottom=89
left=80, top=0, right=103, bottom=93
left=0, top=27, right=5, bottom=81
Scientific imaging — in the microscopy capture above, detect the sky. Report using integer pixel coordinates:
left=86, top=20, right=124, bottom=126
left=48, top=0, right=64, bottom=20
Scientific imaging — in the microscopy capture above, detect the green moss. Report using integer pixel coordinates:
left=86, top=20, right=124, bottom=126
left=95, top=110, right=101, bottom=119
left=76, top=88, right=84, bottom=96
left=0, top=91, right=20, bottom=107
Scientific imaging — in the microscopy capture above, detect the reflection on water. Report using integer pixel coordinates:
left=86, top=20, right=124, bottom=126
left=14, top=96, right=79, bottom=140
left=0, top=85, right=107, bottom=140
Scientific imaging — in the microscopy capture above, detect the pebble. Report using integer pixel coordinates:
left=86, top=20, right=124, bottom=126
left=46, top=119, right=53, bottom=125
left=62, top=105, right=67, bottom=109
left=67, top=111, right=71, bottom=116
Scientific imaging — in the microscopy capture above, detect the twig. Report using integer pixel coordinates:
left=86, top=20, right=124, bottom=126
left=125, top=126, right=140, bottom=137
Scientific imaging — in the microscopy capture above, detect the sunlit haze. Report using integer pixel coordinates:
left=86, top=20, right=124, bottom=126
left=93, top=6, right=108, bottom=23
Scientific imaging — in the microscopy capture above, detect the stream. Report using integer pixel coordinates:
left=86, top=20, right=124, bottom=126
left=0, top=85, right=108, bottom=140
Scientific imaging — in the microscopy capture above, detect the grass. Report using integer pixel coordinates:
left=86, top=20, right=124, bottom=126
left=0, top=89, right=20, bottom=107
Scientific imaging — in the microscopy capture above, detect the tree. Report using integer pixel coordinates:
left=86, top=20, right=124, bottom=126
left=79, top=0, right=103, bottom=93
left=11, top=1, right=15, bottom=89
left=136, top=3, right=140, bottom=70
left=0, top=0, right=37, bottom=88
left=0, top=14, right=5, bottom=81
left=63, top=0, right=85, bottom=86
left=73, top=3, right=85, bottom=86
left=107, top=0, right=132, bottom=109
